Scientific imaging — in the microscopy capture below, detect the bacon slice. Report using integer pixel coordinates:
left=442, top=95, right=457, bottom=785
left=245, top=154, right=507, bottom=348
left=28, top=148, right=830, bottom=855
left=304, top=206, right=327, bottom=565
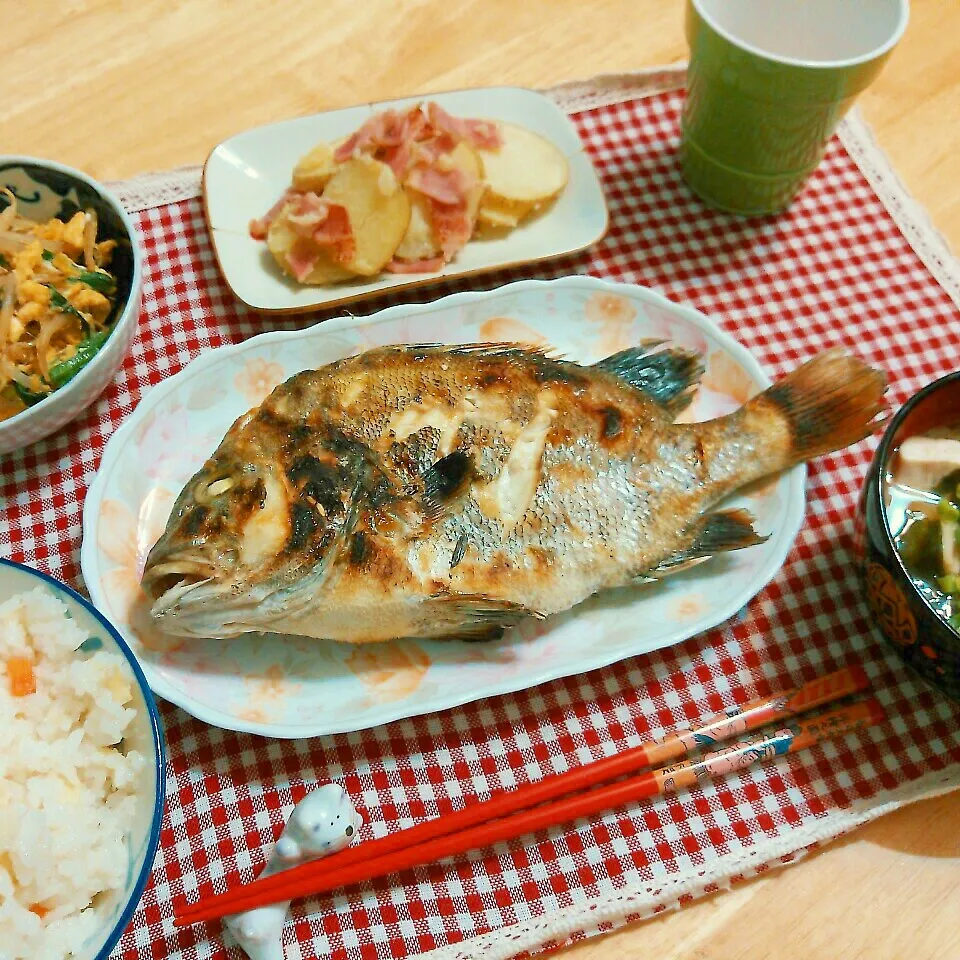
left=333, top=131, right=362, bottom=163
left=249, top=188, right=301, bottom=240
left=286, top=191, right=333, bottom=236
left=429, top=201, right=473, bottom=261
left=409, top=131, right=458, bottom=167
left=282, top=193, right=355, bottom=267
left=383, top=140, right=412, bottom=179
left=385, top=256, right=445, bottom=273
left=427, top=102, right=503, bottom=149
left=286, top=242, right=319, bottom=282
left=334, top=105, right=429, bottom=164
left=399, top=105, right=429, bottom=144
left=331, top=102, right=496, bottom=181
left=334, top=113, right=391, bottom=162
left=406, top=164, right=476, bottom=206
left=312, top=203, right=356, bottom=264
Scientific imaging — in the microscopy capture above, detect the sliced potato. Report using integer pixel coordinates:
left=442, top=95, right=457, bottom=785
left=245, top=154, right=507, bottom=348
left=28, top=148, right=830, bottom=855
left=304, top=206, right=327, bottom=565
left=476, top=193, right=535, bottom=231
left=321, top=156, right=410, bottom=276
left=292, top=141, right=336, bottom=193
left=291, top=137, right=347, bottom=192
left=266, top=215, right=354, bottom=285
left=477, top=121, right=568, bottom=207
left=394, top=189, right=439, bottom=261
left=441, top=140, right=485, bottom=227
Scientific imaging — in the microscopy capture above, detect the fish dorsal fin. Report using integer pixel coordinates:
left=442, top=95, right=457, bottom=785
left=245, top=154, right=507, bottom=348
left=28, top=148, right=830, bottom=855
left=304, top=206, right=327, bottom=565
left=394, top=342, right=562, bottom=362
left=594, top=341, right=704, bottom=418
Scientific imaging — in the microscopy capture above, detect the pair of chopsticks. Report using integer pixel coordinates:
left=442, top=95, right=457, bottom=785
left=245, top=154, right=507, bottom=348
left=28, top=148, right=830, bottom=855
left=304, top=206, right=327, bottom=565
left=174, top=664, right=878, bottom=927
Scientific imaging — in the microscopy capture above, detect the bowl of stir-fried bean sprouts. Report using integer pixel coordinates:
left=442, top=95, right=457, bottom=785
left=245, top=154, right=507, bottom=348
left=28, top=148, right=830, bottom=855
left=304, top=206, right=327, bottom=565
left=0, top=157, right=142, bottom=454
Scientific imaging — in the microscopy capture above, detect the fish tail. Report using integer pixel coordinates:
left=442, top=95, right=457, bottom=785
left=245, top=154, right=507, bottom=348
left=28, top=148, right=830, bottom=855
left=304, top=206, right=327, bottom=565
left=732, top=349, right=887, bottom=485
left=746, top=349, right=888, bottom=470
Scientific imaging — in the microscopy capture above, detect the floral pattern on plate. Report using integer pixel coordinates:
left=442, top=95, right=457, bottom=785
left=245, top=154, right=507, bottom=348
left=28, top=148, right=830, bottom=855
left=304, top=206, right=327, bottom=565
left=81, top=277, right=805, bottom=737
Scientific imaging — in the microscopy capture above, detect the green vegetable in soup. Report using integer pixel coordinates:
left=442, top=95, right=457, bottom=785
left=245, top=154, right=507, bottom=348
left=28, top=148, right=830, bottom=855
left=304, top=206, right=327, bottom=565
left=897, top=516, right=942, bottom=577
left=939, top=574, right=960, bottom=594
left=938, top=498, right=960, bottom=523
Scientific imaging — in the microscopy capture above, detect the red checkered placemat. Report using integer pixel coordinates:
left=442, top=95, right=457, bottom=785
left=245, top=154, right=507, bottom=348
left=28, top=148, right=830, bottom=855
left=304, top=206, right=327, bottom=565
left=4, top=69, right=960, bottom=960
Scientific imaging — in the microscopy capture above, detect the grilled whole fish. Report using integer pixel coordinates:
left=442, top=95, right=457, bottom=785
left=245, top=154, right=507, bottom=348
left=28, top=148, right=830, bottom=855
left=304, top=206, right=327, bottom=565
left=141, top=343, right=886, bottom=643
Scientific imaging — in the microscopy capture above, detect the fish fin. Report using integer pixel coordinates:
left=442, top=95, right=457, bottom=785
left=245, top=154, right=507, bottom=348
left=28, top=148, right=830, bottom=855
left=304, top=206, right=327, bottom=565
left=420, top=594, right=542, bottom=642
left=398, top=342, right=563, bottom=361
left=448, top=342, right=563, bottom=361
left=752, top=349, right=888, bottom=465
left=647, top=508, right=768, bottom=576
left=450, top=532, right=469, bottom=569
left=594, top=342, right=705, bottom=418
left=421, top=450, right=474, bottom=521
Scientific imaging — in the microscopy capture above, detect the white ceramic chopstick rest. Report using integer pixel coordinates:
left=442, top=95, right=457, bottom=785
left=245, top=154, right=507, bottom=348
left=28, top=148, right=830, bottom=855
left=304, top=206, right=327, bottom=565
left=223, top=783, right=363, bottom=960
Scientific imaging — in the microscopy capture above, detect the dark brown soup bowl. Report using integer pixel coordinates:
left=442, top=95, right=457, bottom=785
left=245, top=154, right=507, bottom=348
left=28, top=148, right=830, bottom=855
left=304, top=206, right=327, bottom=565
left=856, top=370, right=960, bottom=702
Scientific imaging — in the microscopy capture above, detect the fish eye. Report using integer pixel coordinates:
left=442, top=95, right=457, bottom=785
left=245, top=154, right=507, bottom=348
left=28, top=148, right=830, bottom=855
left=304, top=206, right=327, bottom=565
left=346, top=825, right=354, bottom=837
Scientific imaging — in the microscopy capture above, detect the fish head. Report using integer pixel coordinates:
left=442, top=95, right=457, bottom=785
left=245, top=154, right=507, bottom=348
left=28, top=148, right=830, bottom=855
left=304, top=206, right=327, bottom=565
left=140, top=408, right=371, bottom=638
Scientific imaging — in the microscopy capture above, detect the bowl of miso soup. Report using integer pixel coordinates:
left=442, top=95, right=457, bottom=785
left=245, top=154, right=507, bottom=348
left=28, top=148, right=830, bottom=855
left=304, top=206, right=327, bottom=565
left=858, top=370, right=960, bottom=701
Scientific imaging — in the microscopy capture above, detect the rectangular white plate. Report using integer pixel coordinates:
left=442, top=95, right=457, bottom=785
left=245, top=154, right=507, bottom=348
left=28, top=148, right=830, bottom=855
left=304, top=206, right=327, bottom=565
left=203, top=87, right=608, bottom=313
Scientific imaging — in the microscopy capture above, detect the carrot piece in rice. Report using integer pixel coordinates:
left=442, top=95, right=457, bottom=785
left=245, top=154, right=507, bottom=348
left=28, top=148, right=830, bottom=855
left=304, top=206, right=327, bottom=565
left=7, top=657, right=36, bottom=696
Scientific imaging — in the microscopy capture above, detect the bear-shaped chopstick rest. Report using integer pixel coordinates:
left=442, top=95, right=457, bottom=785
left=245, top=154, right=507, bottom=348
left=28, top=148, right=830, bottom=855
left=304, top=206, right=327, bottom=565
left=223, top=783, right=363, bottom=960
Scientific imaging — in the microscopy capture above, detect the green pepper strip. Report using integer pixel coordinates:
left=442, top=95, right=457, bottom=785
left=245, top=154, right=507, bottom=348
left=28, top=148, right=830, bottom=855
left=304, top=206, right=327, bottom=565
left=67, top=271, right=116, bottom=295
left=13, top=382, right=47, bottom=407
left=44, top=285, right=89, bottom=333
left=12, top=329, right=112, bottom=406
left=47, top=329, right=111, bottom=388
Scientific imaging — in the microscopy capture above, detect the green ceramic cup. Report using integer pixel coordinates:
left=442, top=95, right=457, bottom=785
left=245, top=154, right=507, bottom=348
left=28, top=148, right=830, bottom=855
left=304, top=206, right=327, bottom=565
left=680, top=0, right=909, bottom=216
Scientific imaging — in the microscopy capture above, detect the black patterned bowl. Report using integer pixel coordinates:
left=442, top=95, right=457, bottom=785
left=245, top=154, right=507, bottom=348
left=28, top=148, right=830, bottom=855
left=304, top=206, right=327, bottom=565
left=856, top=371, right=960, bottom=702
left=0, top=157, right=142, bottom=455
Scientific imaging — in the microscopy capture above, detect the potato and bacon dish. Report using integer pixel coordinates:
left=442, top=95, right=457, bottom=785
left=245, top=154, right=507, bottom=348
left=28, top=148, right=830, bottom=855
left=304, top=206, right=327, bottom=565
left=249, top=101, right=569, bottom=284
left=0, top=191, right=118, bottom=423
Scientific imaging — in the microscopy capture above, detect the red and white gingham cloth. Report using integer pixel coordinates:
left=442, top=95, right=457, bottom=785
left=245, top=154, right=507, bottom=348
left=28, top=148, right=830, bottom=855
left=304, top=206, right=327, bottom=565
left=3, top=71, right=960, bottom=960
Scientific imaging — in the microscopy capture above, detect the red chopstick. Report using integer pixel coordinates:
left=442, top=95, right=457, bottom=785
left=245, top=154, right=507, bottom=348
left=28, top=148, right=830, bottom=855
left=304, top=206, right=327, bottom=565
left=174, top=666, right=869, bottom=927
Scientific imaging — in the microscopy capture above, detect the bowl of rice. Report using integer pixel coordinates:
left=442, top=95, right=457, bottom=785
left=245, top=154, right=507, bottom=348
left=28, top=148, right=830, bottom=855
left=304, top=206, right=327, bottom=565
left=0, top=558, right=165, bottom=960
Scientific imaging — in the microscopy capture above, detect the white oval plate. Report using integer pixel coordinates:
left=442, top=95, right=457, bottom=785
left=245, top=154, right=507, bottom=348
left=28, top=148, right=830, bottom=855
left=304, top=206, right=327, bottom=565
left=81, top=277, right=805, bottom=737
left=203, top=86, right=607, bottom=313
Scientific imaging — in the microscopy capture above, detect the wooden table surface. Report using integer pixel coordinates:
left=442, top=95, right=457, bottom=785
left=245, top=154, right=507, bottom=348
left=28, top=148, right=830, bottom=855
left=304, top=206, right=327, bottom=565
left=4, top=2, right=959, bottom=958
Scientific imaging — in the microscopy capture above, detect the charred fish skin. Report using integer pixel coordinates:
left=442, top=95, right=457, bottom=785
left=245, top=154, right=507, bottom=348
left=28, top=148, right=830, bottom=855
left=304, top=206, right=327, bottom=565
left=141, top=343, right=887, bottom=644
